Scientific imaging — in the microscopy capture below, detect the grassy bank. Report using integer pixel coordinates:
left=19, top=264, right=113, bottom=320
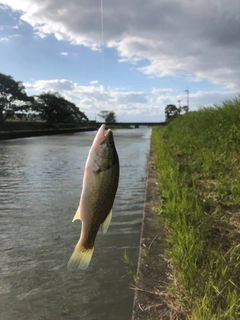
left=152, top=97, right=240, bottom=319
left=0, top=121, right=89, bottom=131
left=0, top=121, right=98, bottom=140
left=0, top=121, right=130, bottom=132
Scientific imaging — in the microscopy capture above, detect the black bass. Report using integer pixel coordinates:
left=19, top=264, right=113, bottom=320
left=67, top=124, right=119, bottom=270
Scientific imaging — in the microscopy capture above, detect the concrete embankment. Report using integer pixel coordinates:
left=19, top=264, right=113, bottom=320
left=0, top=128, right=96, bottom=140
left=132, top=141, right=170, bottom=320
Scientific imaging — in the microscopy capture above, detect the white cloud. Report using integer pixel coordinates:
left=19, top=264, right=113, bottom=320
left=152, top=88, right=175, bottom=95
left=24, top=79, right=154, bottom=121
left=24, top=78, right=238, bottom=122
left=1, top=0, right=240, bottom=88
left=90, top=80, right=98, bottom=85
left=25, top=79, right=74, bottom=92
left=60, top=52, right=68, bottom=56
left=116, top=92, right=147, bottom=104
left=155, top=90, right=239, bottom=111
left=0, top=0, right=29, bottom=11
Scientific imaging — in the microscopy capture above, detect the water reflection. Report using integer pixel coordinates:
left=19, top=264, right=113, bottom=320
left=0, top=127, right=151, bottom=320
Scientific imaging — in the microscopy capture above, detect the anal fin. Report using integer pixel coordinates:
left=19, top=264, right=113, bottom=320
left=101, top=208, right=112, bottom=234
left=72, top=205, right=81, bottom=222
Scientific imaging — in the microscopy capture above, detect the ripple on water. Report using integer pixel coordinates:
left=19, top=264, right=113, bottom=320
left=0, top=128, right=151, bottom=320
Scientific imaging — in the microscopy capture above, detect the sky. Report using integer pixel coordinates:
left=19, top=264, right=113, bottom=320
left=0, top=0, right=239, bottom=122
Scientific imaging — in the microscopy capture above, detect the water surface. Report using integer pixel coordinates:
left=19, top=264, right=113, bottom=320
left=0, top=127, right=151, bottom=320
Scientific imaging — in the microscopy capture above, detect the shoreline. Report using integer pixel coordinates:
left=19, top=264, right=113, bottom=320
left=0, top=127, right=96, bottom=140
left=132, top=140, right=170, bottom=319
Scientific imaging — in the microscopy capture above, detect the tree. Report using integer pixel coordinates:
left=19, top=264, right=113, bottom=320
left=165, top=104, right=180, bottom=121
left=98, top=110, right=116, bottom=123
left=33, top=92, right=88, bottom=123
left=165, top=104, right=189, bottom=122
left=0, top=73, right=33, bottom=122
left=66, top=102, right=88, bottom=122
left=181, top=105, right=189, bottom=113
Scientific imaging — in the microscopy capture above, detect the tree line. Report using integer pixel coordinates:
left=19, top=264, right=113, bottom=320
left=165, top=104, right=189, bottom=122
left=1, top=71, right=187, bottom=125
left=0, top=72, right=88, bottom=124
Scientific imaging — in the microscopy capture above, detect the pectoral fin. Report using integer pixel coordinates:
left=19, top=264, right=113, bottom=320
left=101, top=208, right=112, bottom=234
left=72, top=205, right=81, bottom=222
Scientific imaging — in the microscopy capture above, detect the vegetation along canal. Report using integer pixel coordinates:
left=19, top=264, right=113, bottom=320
left=0, top=127, right=151, bottom=320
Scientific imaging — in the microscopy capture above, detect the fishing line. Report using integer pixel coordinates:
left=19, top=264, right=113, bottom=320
left=100, top=0, right=105, bottom=82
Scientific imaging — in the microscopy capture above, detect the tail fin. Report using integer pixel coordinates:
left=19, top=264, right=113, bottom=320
left=67, top=243, right=94, bottom=270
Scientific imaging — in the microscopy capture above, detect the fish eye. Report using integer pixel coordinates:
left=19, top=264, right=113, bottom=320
left=107, top=140, right=113, bottom=147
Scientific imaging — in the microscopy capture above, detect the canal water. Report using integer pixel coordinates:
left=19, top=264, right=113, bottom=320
left=0, top=127, right=151, bottom=320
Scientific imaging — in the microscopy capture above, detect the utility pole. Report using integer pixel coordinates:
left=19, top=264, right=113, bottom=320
left=178, top=100, right=181, bottom=108
left=184, top=89, right=189, bottom=109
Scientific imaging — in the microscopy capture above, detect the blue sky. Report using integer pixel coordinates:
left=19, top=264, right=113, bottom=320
left=0, top=0, right=239, bottom=122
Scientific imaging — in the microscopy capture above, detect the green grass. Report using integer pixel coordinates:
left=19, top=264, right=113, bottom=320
left=0, top=121, right=50, bottom=131
left=0, top=121, right=91, bottom=132
left=123, top=249, right=137, bottom=284
left=152, top=97, right=240, bottom=319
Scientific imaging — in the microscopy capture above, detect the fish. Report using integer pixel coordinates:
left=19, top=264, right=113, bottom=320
left=67, top=124, right=119, bottom=270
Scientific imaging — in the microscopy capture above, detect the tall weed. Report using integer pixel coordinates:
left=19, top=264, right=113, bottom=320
left=153, top=97, right=240, bottom=318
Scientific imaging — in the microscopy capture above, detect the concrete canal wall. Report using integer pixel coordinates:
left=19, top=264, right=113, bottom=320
left=132, top=141, right=170, bottom=320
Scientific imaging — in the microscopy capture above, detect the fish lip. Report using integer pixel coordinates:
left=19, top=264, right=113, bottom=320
left=101, top=129, right=112, bottom=145
left=104, top=129, right=112, bottom=137
left=99, top=124, right=112, bottom=139
left=100, top=124, right=112, bottom=137
left=92, top=124, right=113, bottom=147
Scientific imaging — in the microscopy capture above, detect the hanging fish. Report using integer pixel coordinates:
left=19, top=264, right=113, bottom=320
left=67, top=124, right=119, bottom=270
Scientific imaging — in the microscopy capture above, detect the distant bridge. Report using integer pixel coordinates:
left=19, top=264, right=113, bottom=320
left=53, top=121, right=166, bottom=129
left=95, top=122, right=166, bottom=128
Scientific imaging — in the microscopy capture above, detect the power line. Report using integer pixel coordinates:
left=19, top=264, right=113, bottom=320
left=184, top=89, right=189, bottom=109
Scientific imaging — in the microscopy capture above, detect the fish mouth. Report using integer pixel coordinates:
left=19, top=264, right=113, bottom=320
left=94, top=124, right=112, bottom=145
left=99, top=124, right=112, bottom=139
